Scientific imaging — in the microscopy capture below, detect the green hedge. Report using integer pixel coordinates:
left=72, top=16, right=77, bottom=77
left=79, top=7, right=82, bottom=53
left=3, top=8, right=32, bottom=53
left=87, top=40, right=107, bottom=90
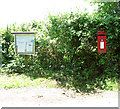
left=1, top=4, right=119, bottom=91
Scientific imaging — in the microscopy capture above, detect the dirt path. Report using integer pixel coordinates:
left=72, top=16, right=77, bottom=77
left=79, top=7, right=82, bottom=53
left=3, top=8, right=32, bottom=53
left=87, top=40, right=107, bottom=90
left=0, top=85, right=118, bottom=107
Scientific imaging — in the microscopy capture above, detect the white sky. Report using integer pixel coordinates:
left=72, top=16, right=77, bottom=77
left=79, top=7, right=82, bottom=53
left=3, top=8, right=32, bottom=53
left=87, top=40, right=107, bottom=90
left=0, top=0, right=97, bottom=28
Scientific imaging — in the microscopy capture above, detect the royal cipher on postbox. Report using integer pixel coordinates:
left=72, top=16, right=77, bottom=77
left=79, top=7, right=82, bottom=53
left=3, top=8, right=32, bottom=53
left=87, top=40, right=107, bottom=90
left=97, top=31, right=107, bottom=53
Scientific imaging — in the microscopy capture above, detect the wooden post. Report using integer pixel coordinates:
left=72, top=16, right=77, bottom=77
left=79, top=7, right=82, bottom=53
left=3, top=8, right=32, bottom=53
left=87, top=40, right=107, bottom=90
left=0, top=36, right=2, bottom=69
left=25, top=55, right=29, bottom=67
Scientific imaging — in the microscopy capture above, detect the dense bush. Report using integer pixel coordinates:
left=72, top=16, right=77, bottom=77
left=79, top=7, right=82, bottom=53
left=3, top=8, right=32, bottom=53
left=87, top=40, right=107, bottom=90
left=45, top=11, right=119, bottom=91
left=1, top=2, right=119, bottom=92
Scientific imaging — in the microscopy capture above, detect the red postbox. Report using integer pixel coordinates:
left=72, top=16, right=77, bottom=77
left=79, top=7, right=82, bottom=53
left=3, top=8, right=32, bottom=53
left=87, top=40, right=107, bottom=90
left=97, top=31, right=107, bottom=53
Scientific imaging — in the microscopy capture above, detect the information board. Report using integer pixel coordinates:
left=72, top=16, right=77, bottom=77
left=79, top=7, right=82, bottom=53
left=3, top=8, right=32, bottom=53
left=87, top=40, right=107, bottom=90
left=13, top=32, right=35, bottom=55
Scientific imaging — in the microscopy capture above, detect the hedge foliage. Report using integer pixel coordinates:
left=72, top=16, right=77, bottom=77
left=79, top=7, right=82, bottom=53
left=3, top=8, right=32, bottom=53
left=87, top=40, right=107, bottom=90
left=1, top=2, right=120, bottom=92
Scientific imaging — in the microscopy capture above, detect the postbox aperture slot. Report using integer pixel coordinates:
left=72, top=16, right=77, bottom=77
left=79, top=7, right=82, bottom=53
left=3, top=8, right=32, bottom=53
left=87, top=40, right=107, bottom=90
left=98, top=34, right=106, bottom=36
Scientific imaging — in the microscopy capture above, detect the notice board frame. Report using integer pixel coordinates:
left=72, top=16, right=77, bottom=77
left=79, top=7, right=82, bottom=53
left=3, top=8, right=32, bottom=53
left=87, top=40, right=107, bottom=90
left=11, top=32, right=35, bottom=55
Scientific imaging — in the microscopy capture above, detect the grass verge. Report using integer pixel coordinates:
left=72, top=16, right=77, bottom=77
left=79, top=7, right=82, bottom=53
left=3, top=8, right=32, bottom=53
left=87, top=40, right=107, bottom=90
left=0, top=73, right=57, bottom=89
left=0, top=72, right=118, bottom=93
left=106, top=79, right=118, bottom=92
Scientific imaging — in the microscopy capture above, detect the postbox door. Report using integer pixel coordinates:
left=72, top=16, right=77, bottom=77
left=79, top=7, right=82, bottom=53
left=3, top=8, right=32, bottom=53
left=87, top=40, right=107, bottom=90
left=97, top=36, right=107, bottom=53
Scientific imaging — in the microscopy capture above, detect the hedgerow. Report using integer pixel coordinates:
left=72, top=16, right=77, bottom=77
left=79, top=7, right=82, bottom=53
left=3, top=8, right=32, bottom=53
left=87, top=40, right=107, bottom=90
left=1, top=2, right=119, bottom=92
